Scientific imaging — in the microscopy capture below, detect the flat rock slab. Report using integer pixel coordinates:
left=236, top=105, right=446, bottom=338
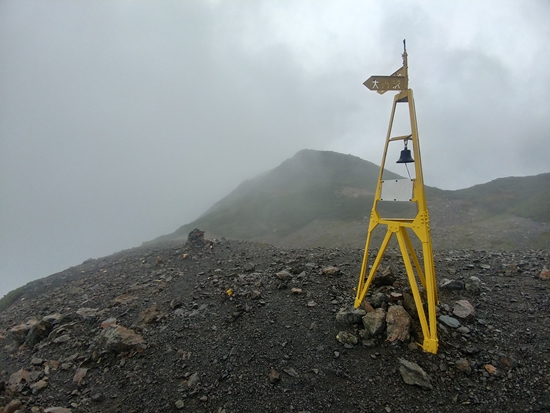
left=439, top=315, right=461, bottom=328
left=453, top=300, right=475, bottom=319
left=399, top=358, right=432, bottom=389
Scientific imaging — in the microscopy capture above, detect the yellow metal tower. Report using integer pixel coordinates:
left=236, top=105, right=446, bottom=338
left=354, top=41, right=439, bottom=354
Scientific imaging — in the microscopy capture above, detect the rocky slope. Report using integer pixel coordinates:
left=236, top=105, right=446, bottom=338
left=1, top=240, right=549, bottom=413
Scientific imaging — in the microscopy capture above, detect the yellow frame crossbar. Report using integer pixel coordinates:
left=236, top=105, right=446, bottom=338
left=355, top=45, right=439, bottom=353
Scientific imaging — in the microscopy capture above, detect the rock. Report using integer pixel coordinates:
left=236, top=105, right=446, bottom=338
left=170, top=299, right=184, bottom=309
left=398, top=358, right=432, bottom=389
left=455, top=358, right=471, bottom=373
left=25, top=320, right=52, bottom=346
left=440, top=279, right=465, bottom=291
left=336, top=307, right=366, bottom=325
left=484, top=364, right=497, bottom=375
left=539, top=267, right=550, bottom=280
left=8, top=369, right=31, bottom=392
left=465, top=276, right=482, bottom=295
left=73, top=368, right=88, bottom=387
left=386, top=305, right=411, bottom=342
left=243, top=262, right=255, bottom=272
left=91, top=392, right=105, bottom=402
left=373, top=266, right=395, bottom=286
left=175, top=399, right=185, bottom=409
left=44, top=408, right=72, bottom=413
left=187, top=372, right=199, bottom=387
left=291, top=288, right=302, bottom=294
left=453, top=300, right=475, bottom=319
left=336, top=331, right=358, bottom=345
left=100, top=317, right=117, bottom=329
left=42, top=313, right=62, bottom=324
left=97, top=325, right=146, bottom=353
left=3, top=399, right=22, bottom=413
left=402, top=293, right=417, bottom=317
left=500, top=356, right=519, bottom=368
left=134, top=304, right=163, bottom=327
left=76, top=307, right=99, bottom=319
left=113, top=293, right=138, bottom=305
left=283, top=367, right=300, bottom=378
left=360, top=300, right=375, bottom=313
left=31, top=357, right=44, bottom=366
left=439, top=315, right=461, bottom=328
left=456, top=326, right=471, bottom=334
left=31, top=378, right=48, bottom=394
left=9, top=318, right=38, bottom=344
left=321, top=266, right=340, bottom=276
left=369, top=292, right=388, bottom=308
left=275, top=270, right=292, bottom=281
left=362, top=308, right=386, bottom=337
left=269, top=368, right=280, bottom=383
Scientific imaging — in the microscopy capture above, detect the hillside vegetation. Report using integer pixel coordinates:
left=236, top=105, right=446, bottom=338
left=152, top=149, right=550, bottom=250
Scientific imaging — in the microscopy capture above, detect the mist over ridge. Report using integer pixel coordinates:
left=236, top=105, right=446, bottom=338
left=151, top=149, right=550, bottom=251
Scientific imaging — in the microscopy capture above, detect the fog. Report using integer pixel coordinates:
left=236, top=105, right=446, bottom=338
left=1, top=1, right=549, bottom=297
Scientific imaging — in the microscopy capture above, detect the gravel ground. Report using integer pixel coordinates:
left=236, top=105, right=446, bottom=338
left=1, top=240, right=549, bottom=413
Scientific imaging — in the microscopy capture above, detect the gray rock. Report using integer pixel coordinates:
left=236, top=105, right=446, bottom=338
left=187, top=372, right=199, bottom=387
left=362, top=308, right=386, bottom=337
left=283, top=367, right=300, bottom=377
left=440, top=279, right=465, bottom=291
left=275, top=270, right=292, bottom=281
left=336, top=307, right=366, bottom=325
left=465, top=276, right=482, bottom=295
left=369, top=292, right=388, bottom=308
left=373, top=266, right=395, bottom=286
left=402, top=293, right=417, bottom=318
left=439, top=315, right=461, bottom=328
left=398, top=358, right=432, bottom=389
left=25, top=319, right=52, bottom=347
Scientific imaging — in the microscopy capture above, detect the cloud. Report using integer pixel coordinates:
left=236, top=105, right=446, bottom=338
left=0, top=0, right=549, bottom=296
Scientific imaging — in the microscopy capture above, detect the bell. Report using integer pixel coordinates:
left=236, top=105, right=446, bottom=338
left=396, top=148, right=414, bottom=164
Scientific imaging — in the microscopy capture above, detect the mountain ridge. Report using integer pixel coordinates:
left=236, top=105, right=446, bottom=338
left=150, top=149, right=550, bottom=250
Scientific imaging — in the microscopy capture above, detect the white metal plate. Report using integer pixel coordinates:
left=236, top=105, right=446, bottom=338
left=380, top=179, right=414, bottom=201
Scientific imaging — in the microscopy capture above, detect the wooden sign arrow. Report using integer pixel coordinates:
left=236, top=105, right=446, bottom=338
left=363, top=75, right=407, bottom=92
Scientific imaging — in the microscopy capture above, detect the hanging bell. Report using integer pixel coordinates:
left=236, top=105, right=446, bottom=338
left=396, top=148, right=414, bottom=163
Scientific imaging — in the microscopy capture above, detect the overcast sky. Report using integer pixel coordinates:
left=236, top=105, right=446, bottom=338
left=1, top=0, right=549, bottom=298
